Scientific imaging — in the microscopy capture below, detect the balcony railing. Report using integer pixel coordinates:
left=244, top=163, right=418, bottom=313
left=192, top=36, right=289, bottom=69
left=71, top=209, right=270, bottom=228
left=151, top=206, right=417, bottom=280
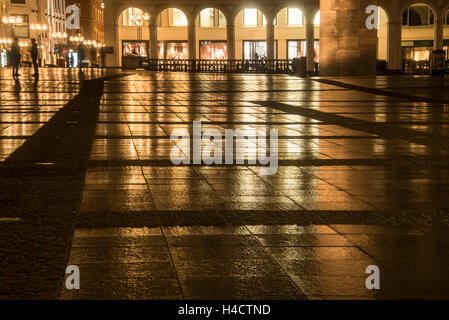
left=143, top=59, right=295, bottom=74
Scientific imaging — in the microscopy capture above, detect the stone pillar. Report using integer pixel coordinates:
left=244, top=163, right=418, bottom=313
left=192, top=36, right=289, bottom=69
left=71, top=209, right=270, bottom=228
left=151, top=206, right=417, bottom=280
left=306, top=20, right=315, bottom=72
left=319, top=0, right=377, bottom=76
left=435, top=18, right=444, bottom=50
left=387, top=20, right=402, bottom=73
left=226, top=23, right=235, bottom=59
left=188, top=22, right=196, bottom=59
left=266, top=17, right=275, bottom=59
left=149, top=20, right=158, bottom=59
left=103, top=0, right=118, bottom=67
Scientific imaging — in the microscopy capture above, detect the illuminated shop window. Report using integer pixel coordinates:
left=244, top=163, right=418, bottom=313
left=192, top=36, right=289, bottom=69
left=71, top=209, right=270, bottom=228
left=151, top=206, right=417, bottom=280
left=288, top=8, right=303, bottom=25
left=172, top=8, right=188, bottom=26
left=200, top=41, right=227, bottom=59
left=287, top=40, right=319, bottom=62
left=244, top=9, right=258, bottom=26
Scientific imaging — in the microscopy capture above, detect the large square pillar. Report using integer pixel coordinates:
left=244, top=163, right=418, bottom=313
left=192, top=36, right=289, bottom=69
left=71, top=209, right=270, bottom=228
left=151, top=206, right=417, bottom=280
left=103, top=0, right=118, bottom=67
left=319, top=0, right=377, bottom=76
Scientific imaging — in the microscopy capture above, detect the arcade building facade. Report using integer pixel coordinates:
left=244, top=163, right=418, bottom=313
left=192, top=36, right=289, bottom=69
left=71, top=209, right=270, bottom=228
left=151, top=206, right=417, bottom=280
left=103, top=0, right=449, bottom=75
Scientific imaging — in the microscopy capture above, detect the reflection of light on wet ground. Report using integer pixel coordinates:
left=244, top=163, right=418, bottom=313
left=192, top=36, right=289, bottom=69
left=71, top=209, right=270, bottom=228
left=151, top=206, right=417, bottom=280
left=3, top=69, right=449, bottom=299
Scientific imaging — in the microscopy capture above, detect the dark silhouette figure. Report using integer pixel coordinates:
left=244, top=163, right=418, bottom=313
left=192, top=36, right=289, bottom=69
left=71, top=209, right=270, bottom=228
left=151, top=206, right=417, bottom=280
left=100, top=46, right=106, bottom=67
left=11, top=37, right=21, bottom=77
left=89, top=45, right=97, bottom=67
left=30, top=38, right=39, bottom=78
left=77, top=44, right=86, bottom=71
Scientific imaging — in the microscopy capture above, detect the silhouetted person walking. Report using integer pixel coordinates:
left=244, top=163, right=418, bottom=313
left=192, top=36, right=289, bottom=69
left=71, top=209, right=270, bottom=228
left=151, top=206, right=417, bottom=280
left=11, top=37, right=21, bottom=77
left=30, top=38, right=39, bottom=78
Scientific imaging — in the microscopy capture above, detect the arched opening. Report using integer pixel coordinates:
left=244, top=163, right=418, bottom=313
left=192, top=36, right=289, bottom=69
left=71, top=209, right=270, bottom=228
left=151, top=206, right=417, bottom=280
left=235, top=8, right=268, bottom=59
left=401, top=3, right=436, bottom=73
left=118, top=7, right=150, bottom=64
left=156, top=8, right=189, bottom=59
left=196, top=8, right=227, bottom=59
left=376, top=7, right=388, bottom=72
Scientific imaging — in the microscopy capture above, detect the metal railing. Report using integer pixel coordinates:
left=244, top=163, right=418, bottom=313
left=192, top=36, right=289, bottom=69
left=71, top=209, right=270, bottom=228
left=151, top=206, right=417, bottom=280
left=144, top=59, right=295, bottom=74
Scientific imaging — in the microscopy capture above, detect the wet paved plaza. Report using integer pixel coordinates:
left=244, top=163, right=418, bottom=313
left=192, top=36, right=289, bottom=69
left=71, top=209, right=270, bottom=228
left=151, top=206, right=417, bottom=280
left=1, top=68, right=449, bottom=299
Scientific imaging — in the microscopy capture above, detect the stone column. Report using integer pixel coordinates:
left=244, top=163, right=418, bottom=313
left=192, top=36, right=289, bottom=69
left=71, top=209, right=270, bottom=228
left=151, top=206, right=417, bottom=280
left=266, top=17, right=275, bottom=59
left=149, top=20, right=158, bottom=59
left=188, top=22, right=196, bottom=59
left=387, top=20, right=402, bottom=73
left=226, top=23, right=235, bottom=59
left=435, top=18, right=444, bottom=50
left=306, top=19, right=315, bottom=73
left=103, top=0, right=118, bottom=67
left=319, top=0, right=377, bottom=76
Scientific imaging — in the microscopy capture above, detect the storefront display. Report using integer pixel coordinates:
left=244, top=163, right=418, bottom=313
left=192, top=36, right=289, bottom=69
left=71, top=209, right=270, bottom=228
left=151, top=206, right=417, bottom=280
left=401, top=40, right=433, bottom=73
left=200, top=41, right=227, bottom=59
left=158, top=41, right=188, bottom=59
left=122, top=40, right=148, bottom=57
left=243, top=41, right=277, bottom=60
left=287, top=40, right=319, bottom=62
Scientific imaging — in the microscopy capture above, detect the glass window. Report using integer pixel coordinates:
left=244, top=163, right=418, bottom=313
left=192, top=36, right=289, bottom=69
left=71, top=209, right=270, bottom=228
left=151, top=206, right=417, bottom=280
left=403, top=6, right=433, bottom=26
left=287, top=40, right=319, bottom=62
left=12, top=14, right=29, bottom=38
left=122, top=40, right=148, bottom=57
left=200, top=8, right=215, bottom=27
left=172, top=9, right=187, bottom=26
left=287, top=40, right=306, bottom=59
left=244, top=9, right=258, bottom=26
left=288, top=8, right=303, bottom=25
left=200, top=41, right=227, bottom=59
left=314, top=11, right=320, bottom=25
left=165, top=41, right=188, bottom=59
left=218, top=11, right=226, bottom=27
left=243, top=41, right=267, bottom=59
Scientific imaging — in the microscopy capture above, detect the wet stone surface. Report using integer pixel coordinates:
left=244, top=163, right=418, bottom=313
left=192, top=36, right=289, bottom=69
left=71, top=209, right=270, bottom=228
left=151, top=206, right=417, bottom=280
left=1, top=69, right=449, bottom=299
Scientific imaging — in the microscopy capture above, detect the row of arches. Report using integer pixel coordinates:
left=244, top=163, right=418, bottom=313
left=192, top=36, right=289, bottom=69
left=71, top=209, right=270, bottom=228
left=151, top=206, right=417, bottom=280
left=119, top=8, right=321, bottom=28
left=376, top=2, right=449, bottom=72
left=117, top=7, right=320, bottom=64
left=104, top=0, right=449, bottom=72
